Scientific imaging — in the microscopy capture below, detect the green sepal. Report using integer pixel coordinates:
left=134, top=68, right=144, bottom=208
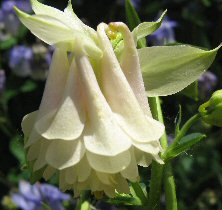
left=108, top=193, right=142, bottom=206
left=133, top=10, right=167, bottom=45
left=163, top=133, right=206, bottom=161
left=125, top=0, right=146, bottom=48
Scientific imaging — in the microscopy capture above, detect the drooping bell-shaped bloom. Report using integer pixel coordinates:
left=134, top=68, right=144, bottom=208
left=17, top=0, right=220, bottom=197
left=18, top=0, right=164, bottom=197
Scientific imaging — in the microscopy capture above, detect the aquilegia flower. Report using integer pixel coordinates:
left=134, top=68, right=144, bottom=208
left=12, top=181, right=70, bottom=210
left=17, top=0, right=220, bottom=197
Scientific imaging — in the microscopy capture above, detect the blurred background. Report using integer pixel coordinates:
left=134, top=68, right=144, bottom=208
left=0, top=0, right=222, bottom=209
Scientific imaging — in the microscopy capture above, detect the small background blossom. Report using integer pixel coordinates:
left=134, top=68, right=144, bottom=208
left=149, top=16, right=177, bottom=46
left=11, top=181, right=71, bottom=210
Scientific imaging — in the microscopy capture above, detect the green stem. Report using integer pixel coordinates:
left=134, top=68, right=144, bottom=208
left=170, top=113, right=201, bottom=148
left=148, top=97, right=170, bottom=210
left=164, top=163, right=177, bottom=210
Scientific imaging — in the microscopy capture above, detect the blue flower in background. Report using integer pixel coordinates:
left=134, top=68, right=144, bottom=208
left=12, top=181, right=70, bottom=210
left=9, top=45, right=33, bottom=77
left=9, top=44, right=53, bottom=79
left=149, top=16, right=177, bottom=46
left=0, top=0, right=31, bottom=36
left=199, top=71, right=218, bottom=99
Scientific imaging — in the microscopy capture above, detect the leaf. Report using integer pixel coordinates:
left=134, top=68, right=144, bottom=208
left=164, top=133, right=206, bottom=160
left=125, top=0, right=146, bottom=48
left=139, top=44, right=221, bottom=97
left=174, top=105, right=182, bottom=136
left=181, top=81, right=198, bottom=101
left=125, top=0, right=140, bottom=30
left=0, top=37, right=17, bottom=50
left=20, top=80, right=37, bottom=93
left=108, top=193, right=142, bottom=206
left=9, top=136, right=26, bottom=164
left=133, top=10, right=167, bottom=43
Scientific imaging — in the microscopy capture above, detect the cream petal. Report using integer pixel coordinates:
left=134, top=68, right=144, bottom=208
left=46, top=139, right=85, bottom=170
left=65, top=167, right=77, bottom=185
left=75, top=53, right=131, bottom=156
left=103, top=186, right=116, bottom=198
left=114, top=174, right=130, bottom=194
left=59, top=170, right=71, bottom=191
left=21, top=111, right=38, bottom=137
left=33, top=139, right=50, bottom=171
left=113, top=22, right=151, bottom=117
left=65, top=156, right=91, bottom=184
left=26, top=49, right=69, bottom=147
left=120, top=149, right=139, bottom=182
left=97, top=23, right=164, bottom=143
left=22, top=111, right=41, bottom=147
left=36, top=58, right=85, bottom=141
left=96, top=172, right=114, bottom=185
left=86, top=150, right=131, bottom=174
left=43, top=166, right=56, bottom=180
left=89, top=172, right=105, bottom=192
left=75, top=156, right=91, bottom=182
left=27, top=142, right=41, bottom=161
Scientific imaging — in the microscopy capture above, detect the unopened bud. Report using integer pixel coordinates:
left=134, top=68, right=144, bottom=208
left=199, top=90, right=222, bottom=127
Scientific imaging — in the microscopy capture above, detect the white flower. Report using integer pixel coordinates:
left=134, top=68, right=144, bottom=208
left=18, top=0, right=220, bottom=197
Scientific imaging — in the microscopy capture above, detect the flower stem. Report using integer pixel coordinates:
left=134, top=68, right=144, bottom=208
left=170, top=113, right=201, bottom=148
left=148, top=97, right=177, bottom=210
left=164, top=163, right=177, bottom=210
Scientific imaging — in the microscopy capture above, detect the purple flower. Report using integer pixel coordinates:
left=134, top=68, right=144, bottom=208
left=9, top=45, right=33, bottom=77
left=0, top=70, right=6, bottom=93
left=199, top=71, right=218, bottom=99
left=12, top=181, right=70, bottom=210
left=0, top=0, right=31, bottom=35
left=149, top=16, right=177, bottom=46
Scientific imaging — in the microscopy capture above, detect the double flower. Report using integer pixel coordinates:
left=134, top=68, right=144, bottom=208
left=17, top=0, right=219, bottom=196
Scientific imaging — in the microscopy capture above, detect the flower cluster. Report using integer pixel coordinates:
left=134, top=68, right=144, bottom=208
left=12, top=181, right=70, bottom=210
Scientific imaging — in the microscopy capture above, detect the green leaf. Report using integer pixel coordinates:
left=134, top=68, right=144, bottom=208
left=9, top=136, right=26, bottom=164
left=108, top=193, right=142, bottom=206
left=0, top=37, right=17, bottom=50
left=139, top=44, right=221, bottom=97
left=125, top=0, right=146, bottom=48
left=20, top=80, right=37, bottom=93
left=181, top=81, right=198, bottom=101
left=164, top=133, right=206, bottom=160
left=133, top=10, right=167, bottom=43
left=174, top=105, right=182, bottom=136
left=125, top=0, right=140, bottom=30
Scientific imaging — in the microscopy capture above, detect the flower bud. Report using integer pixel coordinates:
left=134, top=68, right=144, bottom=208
left=199, top=90, right=222, bottom=127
